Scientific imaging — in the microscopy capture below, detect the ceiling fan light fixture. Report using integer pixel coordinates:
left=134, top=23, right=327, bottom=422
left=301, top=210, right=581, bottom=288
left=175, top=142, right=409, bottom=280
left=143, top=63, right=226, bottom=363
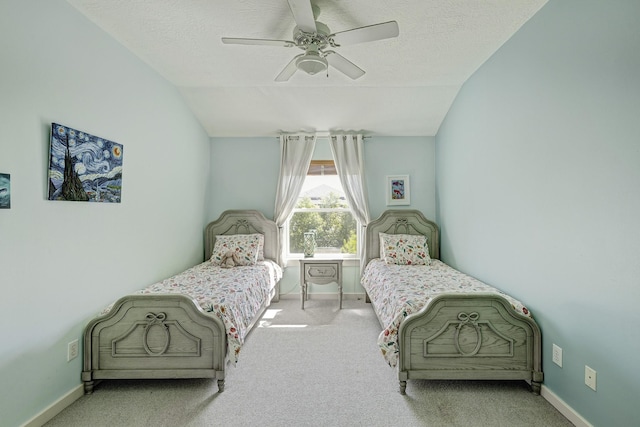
left=295, top=52, right=327, bottom=75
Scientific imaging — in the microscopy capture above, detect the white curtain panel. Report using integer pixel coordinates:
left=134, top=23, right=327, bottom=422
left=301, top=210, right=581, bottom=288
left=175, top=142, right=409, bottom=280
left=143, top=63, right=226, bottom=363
left=329, top=134, right=371, bottom=274
left=274, top=134, right=316, bottom=263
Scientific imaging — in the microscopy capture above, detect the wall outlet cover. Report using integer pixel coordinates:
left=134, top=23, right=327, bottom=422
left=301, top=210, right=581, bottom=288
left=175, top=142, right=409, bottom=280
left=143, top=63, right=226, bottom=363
left=552, top=344, right=562, bottom=367
left=585, top=365, right=597, bottom=391
left=67, top=339, right=79, bottom=362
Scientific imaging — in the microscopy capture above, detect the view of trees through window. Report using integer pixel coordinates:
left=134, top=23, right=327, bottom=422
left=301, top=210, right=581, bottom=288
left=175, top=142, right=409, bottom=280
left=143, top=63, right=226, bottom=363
left=288, top=161, right=357, bottom=255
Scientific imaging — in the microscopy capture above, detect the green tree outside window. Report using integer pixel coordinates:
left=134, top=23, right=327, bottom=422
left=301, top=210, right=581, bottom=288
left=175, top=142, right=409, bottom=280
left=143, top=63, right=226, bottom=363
left=289, top=193, right=356, bottom=254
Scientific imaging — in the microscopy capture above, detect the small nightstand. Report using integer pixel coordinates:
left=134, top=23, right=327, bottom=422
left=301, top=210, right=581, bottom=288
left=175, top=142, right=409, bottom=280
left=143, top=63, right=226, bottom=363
left=299, top=258, right=343, bottom=309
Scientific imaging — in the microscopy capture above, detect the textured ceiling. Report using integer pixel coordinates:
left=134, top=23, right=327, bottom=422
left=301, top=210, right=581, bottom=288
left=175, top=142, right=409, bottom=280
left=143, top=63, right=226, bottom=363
left=67, top=0, right=547, bottom=137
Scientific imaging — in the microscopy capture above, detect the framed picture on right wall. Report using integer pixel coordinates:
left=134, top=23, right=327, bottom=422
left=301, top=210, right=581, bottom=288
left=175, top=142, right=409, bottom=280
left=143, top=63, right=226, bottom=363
left=386, top=175, right=410, bottom=206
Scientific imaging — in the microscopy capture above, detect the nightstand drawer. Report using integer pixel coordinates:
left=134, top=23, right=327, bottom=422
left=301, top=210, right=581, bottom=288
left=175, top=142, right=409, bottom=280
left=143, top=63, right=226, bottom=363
left=305, top=264, right=338, bottom=281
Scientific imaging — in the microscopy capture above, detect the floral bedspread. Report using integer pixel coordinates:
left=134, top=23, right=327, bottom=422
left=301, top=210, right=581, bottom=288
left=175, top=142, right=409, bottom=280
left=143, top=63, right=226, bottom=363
left=361, top=258, right=532, bottom=367
left=102, top=260, right=282, bottom=364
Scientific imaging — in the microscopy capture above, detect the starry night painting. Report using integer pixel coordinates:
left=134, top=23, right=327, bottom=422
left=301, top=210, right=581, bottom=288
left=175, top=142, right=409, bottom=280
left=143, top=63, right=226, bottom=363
left=48, top=123, right=123, bottom=203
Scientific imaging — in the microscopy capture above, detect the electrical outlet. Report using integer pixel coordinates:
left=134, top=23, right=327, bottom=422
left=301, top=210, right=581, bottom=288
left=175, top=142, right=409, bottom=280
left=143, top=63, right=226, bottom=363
left=552, top=344, right=562, bottom=367
left=67, top=339, right=79, bottom=362
left=585, top=365, right=597, bottom=391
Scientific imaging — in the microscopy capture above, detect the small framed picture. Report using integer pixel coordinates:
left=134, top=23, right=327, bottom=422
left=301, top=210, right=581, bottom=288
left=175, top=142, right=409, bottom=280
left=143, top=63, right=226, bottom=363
left=386, top=175, right=410, bottom=206
left=0, top=173, right=10, bottom=209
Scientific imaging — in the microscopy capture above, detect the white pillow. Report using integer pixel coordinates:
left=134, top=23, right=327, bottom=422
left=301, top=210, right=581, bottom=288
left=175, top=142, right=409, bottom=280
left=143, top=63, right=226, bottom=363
left=210, top=234, right=264, bottom=266
left=379, top=232, right=431, bottom=266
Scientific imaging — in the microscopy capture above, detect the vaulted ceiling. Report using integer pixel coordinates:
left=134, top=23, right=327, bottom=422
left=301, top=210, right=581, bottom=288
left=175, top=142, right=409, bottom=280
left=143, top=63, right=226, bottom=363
left=67, top=0, right=547, bottom=137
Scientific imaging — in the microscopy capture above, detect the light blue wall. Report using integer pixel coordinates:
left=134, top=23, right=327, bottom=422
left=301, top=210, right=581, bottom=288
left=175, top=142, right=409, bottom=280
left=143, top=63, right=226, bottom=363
left=209, top=137, right=279, bottom=222
left=436, top=1, right=640, bottom=425
left=209, top=136, right=436, bottom=296
left=0, top=1, right=211, bottom=426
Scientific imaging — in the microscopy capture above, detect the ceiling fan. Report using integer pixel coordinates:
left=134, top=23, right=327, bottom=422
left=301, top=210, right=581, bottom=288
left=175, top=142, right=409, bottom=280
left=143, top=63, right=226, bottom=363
left=221, top=0, right=399, bottom=81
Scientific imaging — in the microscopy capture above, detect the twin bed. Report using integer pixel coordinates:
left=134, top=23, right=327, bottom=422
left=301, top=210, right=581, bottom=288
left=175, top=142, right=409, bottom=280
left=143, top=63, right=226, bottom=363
left=361, top=210, right=543, bottom=394
left=82, top=208, right=542, bottom=396
left=82, top=210, right=281, bottom=394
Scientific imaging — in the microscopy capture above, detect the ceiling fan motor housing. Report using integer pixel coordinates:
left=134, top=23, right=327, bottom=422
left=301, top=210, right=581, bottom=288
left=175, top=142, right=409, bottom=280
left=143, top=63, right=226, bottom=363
left=293, top=21, right=331, bottom=50
left=292, top=20, right=331, bottom=75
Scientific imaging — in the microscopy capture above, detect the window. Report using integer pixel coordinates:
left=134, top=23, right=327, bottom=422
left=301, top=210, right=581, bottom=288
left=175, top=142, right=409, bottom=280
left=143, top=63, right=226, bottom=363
left=286, top=160, right=357, bottom=257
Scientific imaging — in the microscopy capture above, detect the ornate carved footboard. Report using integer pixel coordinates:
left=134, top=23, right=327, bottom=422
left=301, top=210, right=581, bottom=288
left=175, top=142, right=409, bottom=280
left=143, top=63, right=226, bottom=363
left=398, top=293, right=542, bottom=394
left=82, top=294, right=227, bottom=394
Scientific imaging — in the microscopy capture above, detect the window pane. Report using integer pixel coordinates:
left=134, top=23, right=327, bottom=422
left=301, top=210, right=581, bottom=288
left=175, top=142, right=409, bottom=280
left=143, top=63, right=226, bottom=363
left=289, top=211, right=357, bottom=254
left=287, top=159, right=357, bottom=256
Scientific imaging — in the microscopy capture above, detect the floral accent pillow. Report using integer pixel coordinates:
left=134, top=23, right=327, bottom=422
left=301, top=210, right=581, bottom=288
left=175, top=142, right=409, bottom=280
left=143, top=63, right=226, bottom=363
left=210, top=234, right=264, bottom=266
left=379, top=232, right=431, bottom=266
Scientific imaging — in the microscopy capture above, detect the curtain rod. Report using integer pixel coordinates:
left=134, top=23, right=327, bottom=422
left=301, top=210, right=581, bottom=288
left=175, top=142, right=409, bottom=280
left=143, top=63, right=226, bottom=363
left=275, top=135, right=371, bottom=139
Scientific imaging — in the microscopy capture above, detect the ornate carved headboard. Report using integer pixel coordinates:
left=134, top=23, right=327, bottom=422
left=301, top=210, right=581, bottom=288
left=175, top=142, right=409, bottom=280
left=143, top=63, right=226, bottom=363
left=204, top=210, right=280, bottom=266
left=365, top=210, right=439, bottom=266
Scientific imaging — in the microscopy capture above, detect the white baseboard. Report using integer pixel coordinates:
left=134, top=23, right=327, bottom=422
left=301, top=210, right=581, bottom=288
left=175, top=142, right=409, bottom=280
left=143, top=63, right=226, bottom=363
left=541, top=385, right=591, bottom=427
left=278, top=292, right=367, bottom=301
left=22, top=384, right=84, bottom=427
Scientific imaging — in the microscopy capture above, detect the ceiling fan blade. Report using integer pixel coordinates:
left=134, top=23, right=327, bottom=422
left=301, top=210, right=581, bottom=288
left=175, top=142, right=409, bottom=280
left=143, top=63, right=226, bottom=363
left=275, top=55, right=301, bottom=82
left=330, top=21, right=399, bottom=46
left=287, top=0, right=317, bottom=33
left=222, top=37, right=295, bottom=47
left=325, top=51, right=365, bottom=80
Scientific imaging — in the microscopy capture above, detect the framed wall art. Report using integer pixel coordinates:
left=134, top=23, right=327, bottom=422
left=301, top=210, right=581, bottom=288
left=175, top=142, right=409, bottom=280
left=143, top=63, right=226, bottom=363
left=47, top=123, right=123, bottom=203
left=0, top=173, right=10, bottom=209
left=386, top=175, right=410, bottom=206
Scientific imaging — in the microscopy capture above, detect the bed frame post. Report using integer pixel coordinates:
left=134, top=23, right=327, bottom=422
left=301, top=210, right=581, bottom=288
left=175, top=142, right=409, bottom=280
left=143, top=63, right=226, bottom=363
left=399, top=373, right=408, bottom=395
left=532, top=373, right=543, bottom=394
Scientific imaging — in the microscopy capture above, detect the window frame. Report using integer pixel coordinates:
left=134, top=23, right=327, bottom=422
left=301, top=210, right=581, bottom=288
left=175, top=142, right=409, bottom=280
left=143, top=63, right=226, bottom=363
left=284, top=160, right=357, bottom=261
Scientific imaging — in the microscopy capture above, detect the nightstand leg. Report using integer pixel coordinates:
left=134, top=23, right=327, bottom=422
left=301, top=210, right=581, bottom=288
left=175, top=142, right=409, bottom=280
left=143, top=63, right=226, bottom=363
left=301, top=281, right=306, bottom=309
left=339, top=282, right=343, bottom=309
